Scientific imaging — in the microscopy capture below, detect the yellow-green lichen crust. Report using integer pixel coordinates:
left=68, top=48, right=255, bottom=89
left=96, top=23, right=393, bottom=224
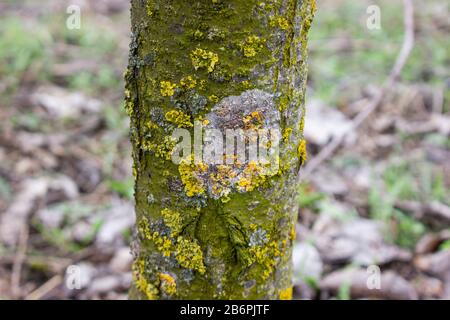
left=126, top=0, right=316, bottom=300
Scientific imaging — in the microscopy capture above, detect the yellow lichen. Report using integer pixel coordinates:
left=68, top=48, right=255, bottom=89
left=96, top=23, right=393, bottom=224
left=243, top=111, right=263, bottom=130
left=241, top=80, right=252, bottom=89
left=208, top=95, right=219, bottom=103
left=151, top=231, right=174, bottom=257
left=138, top=216, right=152, bottom=240
left=159, top=273, right=177, bottom=296
left=278, top=95, right=290, bottom=112
left=178, top=155, right=208, bottom=197
left=247, top=231, right=286, bottom=281
left=145, top=3, right=153, bottom=17
left=175, top=236, right=206, bottom=275
left=142, top=135, right=177, bottom=160
left=299, top=116, right=306, bottom=132
left=248, top=240, right=281, bottom=280
left=270, top=16, right=290, bottom=30
left=180, top=76, right=197, bottom=89
left=237, top=161, right=269, bottom=192
left=132, top=257, right=159, bottom=300
left=279, top=287, right=293, bottom=300
left=209, top=164, right=236, bottom=199
left=161, top=208, right=183, bottom=237
left=165, top=110, right=193, bottom=128
left=145, top=120, right=159, bottom=130
left=124, top=100, right=134, bottom=117
left=241, top=35, right=266, bottom=58
left=289, top=224, right=296, bottom=241
left=160, top=81, right=177, bottom=97
left=199, top=79, right=207, bottom=90
left=298, top=139, right=308, bottom=164
left=190, top=48, right=219, bottom=73
left=139, top=216, right=205, bottom=274
left=282, top=128, right=293, bottom=143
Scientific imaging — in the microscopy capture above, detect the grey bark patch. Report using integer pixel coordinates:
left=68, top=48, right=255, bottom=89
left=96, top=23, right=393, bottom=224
left=206, top=89, right=280, bottom=131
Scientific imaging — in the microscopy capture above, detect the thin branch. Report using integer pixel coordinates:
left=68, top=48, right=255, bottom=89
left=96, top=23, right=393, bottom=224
left=25, top=275, right=63, bottom=301
left=11, top=223, right=29, bottom=298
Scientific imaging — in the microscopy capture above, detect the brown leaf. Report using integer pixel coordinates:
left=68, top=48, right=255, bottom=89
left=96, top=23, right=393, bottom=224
left=320, top=268, right=418, bottom=300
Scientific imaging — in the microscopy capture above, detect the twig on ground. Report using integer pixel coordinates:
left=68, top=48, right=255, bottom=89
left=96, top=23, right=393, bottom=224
left=395, top=200, right=450, bottom=225
left=11, top=223, right=29, bottom=298
left=24, top=247, right=97, bottom=300
left=25, top=275, right=64, bottom=301
left=301, top=0, right=415, bottom=179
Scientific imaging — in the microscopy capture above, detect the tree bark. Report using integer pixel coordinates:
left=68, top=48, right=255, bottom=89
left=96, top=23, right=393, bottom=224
left=125, top=0, right=315, bottom=300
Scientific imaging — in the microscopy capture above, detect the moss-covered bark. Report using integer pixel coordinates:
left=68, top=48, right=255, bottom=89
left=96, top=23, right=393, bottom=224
left=126, top=0, right=315, bottom=300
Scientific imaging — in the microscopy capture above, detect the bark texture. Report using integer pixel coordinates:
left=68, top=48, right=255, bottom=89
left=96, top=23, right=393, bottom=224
left=126, top=0, right=316, bottom=300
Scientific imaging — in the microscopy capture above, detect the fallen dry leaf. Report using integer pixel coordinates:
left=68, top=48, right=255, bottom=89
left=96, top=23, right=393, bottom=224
left=320, top=268, right=418, bottom=300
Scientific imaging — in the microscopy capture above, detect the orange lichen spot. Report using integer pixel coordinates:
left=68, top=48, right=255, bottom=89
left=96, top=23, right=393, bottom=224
left=243, top=111, right=263, bottom=130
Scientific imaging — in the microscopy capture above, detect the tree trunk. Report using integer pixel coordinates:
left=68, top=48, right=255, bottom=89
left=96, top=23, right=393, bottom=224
left=125, top=0, right=315, bottom=300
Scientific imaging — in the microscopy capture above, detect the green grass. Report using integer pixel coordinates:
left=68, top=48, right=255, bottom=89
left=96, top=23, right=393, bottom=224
left=108, top=178, right=134, bottom=200
left=298, top=183, right=325, bottom=211
left=31, top=201, right=106, bottom=253
left=439, top=239, right=450, bottom=251
left=337, top=281, right=351, bottom=300
left=0, top=11, right=122, bottom=100
left=0, top=17, right=52, bottom=95
left=309, top=0, right=449, bottom=104
left=0, top=176, right=11, bottom=200
left=368, top=159, right=434, bottom=249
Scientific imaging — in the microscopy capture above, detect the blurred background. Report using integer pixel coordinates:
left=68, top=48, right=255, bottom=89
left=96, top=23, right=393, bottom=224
left=0, top=0, right=448, bottom=300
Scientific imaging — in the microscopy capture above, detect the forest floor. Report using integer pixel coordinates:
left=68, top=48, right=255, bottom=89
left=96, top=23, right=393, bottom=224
left=0, top=0, right=449, bottom=300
